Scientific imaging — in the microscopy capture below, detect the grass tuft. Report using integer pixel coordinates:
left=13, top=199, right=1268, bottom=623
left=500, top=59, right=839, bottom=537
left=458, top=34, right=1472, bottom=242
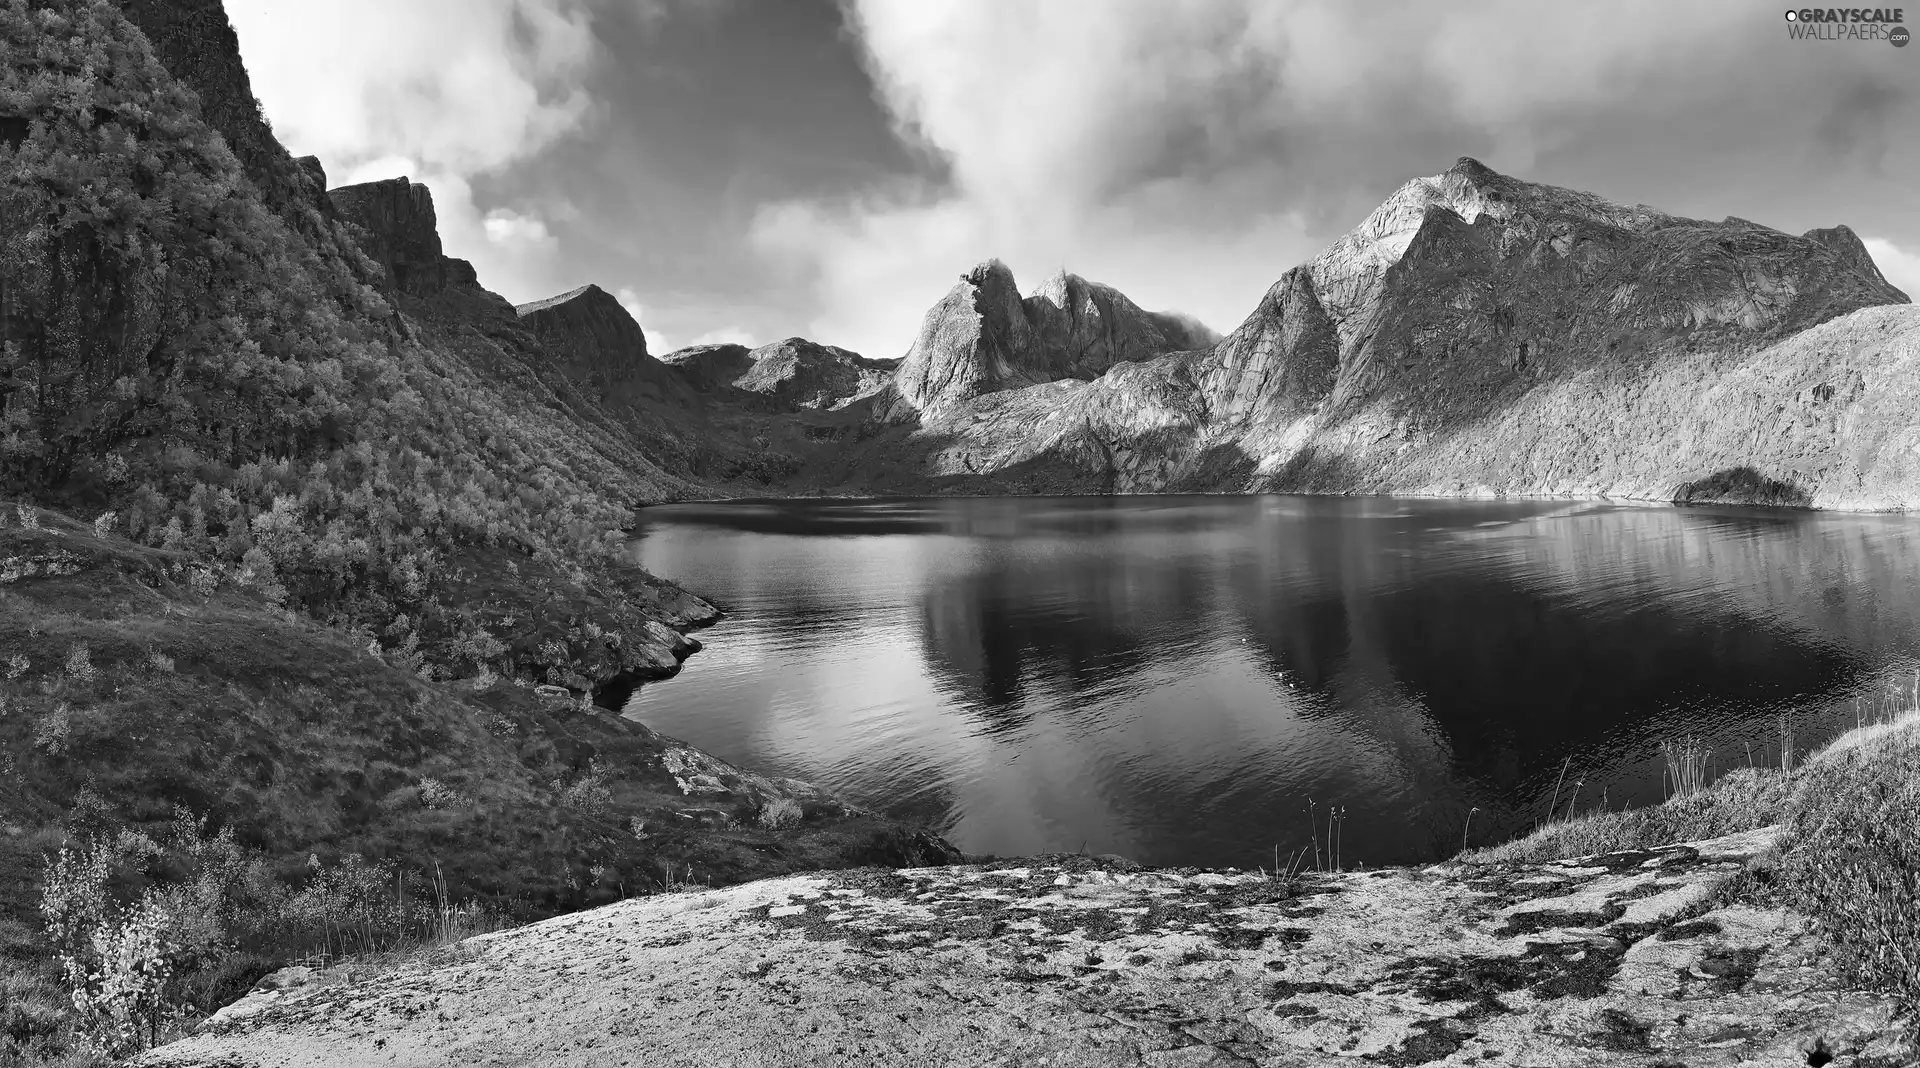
left=1464, top=683, right=1920, bottom=1019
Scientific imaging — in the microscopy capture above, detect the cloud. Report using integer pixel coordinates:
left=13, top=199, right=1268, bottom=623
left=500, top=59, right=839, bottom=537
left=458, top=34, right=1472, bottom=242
left=617, top=286, right=758, bottom=354
left=1862, top=238, right=1920, bottom=300
left=753, top=0, right=1913, bottom=360
left=682, top=326, right=761, bottom=348
left=482, top=208, right=559, bottom=252
left=226, top=0, right=597, bottom=302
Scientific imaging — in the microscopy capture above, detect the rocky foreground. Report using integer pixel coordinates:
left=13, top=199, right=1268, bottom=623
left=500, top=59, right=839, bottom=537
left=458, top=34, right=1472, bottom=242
left=139, top=827, right=1910, bottom=1067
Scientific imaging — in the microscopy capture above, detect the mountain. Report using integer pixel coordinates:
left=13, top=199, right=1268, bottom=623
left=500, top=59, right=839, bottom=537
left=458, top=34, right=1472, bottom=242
left=826, top=158, right=1917, bottom=508
left=513, top=283, right=687, bottom=406
left=883, top=260, right=1220, bottom=419
left=664, top=338, right=898, bottom=413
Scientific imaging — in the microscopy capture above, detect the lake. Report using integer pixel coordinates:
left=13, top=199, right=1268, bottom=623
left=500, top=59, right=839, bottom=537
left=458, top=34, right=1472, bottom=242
left=624, top=495, right=1920, bottom=868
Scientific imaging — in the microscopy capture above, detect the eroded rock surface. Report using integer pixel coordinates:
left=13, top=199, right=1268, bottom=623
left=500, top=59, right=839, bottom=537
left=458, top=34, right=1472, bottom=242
left=886, top=260, right=1218, bottom=419
left=733, top=338, right=898, bottom=411
left=138, top=827, right=1911, bottom=1067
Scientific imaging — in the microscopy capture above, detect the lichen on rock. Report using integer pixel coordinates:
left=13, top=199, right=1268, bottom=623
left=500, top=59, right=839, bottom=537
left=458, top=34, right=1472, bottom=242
left=135, top=827, right=1914, bottom=1066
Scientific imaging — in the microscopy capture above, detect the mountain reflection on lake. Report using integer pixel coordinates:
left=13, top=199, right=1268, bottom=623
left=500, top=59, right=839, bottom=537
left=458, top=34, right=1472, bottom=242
left=625, top=495, right=1920, bottom=867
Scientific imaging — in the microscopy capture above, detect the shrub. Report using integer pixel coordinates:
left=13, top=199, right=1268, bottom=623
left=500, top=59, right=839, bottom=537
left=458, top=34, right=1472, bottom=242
left=554, top=762, right=614, bottom=821
left=416, top=777, right=469, bottom=811
left=32, top=705, right=73, bottom=755
left=42, top=839, right=188, bottom=1056
left=62, top=893, right=186, bottom=1056
left=757, top=797, right=804, bottom=830
left=282, top=854, right=403, bottom=959
left=91, top=510, right=118, bottom=538
left=5, top=653, right=25, bottom=679
left=64, top=644, right=98, bottom=682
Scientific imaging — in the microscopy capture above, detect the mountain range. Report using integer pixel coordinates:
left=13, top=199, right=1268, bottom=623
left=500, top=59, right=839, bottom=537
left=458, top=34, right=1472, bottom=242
left=4, top=1, right=1920, bottom=1059
left=362, top=160, right=1918, bottom=512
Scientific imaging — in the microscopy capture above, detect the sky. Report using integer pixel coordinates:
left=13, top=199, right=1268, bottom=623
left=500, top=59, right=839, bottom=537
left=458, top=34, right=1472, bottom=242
left=225, top=1, right=1920, bottom=359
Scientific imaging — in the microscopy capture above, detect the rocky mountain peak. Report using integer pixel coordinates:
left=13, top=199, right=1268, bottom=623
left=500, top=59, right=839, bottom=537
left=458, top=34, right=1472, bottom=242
left=1804, top=224, right=1908, bottom=298
left=516, top=284, right=679, bottom=402
left=887, top=260, right=1213, bottom=418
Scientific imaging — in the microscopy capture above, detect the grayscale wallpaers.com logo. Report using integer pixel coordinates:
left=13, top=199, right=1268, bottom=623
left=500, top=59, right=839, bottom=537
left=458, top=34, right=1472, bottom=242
left=1785, top=7, right=1909, bottom=43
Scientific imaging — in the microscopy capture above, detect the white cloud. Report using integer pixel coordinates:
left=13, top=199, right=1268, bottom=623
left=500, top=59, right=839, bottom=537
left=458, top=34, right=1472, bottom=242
left=226, top=0, right=596, bottom=303
left=1862, top=238, right=1920, bottom=300
left=683, top=327, right=760, bottom=349
left=482, top=208, right=558, bottom=252
left=616, top=286, right=758, bottom=354
left=753, top=0, right=1896, bottom=360
left=616, top=286, right=648, bottom=323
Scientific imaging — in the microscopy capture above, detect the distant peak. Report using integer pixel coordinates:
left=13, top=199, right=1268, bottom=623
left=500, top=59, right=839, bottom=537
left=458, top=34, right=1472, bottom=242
left=963, top=259, right=1015, bottom=287
left=1447, top=156, right=1500, bottom=184
left=514, top=283, right=609, bottom=317
left=1031, top=268, right=1085, bottom=305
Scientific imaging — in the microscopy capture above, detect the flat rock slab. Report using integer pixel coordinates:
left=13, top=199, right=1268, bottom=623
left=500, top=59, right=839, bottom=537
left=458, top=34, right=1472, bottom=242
left=140, top=827, right=1913, bottom=1067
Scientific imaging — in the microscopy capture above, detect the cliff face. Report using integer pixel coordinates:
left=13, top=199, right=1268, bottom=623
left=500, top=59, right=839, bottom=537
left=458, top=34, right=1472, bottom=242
left=117, top=0, right=376, bottom=284
left=886, top=260, right=1218, bottom=419
left=328, top=177, right=454, bottom=297
left=514, top=284, right=683, bottom=403
left=833, top=159, right=1919, bottom=510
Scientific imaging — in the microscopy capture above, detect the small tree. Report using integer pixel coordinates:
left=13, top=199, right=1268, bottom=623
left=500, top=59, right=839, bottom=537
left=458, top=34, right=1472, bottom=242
left=64, top=894, right=183, bottom=1055
left=42, top=841, right=190, bottom=1056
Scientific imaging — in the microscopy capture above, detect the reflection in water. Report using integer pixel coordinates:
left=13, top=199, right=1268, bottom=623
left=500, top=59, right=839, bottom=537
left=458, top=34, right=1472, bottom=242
left=625, top=496, right=1920, bottom=867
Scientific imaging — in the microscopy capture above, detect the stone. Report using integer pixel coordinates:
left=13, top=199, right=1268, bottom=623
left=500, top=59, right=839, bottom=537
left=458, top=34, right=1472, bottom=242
left=134, top=828, right=1913, bottom=1067
left=251, top=966, right=315, bottom=992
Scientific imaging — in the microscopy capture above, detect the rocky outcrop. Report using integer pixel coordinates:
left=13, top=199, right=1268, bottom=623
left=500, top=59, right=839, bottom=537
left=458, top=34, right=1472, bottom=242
left=514, top=284, right=681, bottom=403
left=664, top=339, right=898, bottom=413
left=886, top=260, right=1218, bottom=419
left=138, top=827, right=1912, bottom=1066
left=840, top=158, right=1920, bottom=510
left=661, top=343, right=755, bottom=392
left=327, top=177, right=451, bottom=296
left=1804, top=224, right=1909, bottom=297
left=733, top=338, right=897, bottom=411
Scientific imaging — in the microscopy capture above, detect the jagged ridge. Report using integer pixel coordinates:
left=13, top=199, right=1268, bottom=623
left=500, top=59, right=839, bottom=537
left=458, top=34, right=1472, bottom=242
left=885, top=260, right=1219, bottom=419
left=833, top=158, right=1918, bottom=509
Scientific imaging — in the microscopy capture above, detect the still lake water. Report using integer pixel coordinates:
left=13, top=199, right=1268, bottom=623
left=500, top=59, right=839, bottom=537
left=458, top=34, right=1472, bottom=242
left=625, top=495, right=1920, bottom=868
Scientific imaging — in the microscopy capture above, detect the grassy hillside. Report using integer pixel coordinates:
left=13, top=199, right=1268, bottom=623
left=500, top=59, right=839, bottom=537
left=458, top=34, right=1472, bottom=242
left=0, top=0, right=718, bottom=692
left=0, top=504, right=957, bottom=1062
left=0, top=3, right=958, bottom=1061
